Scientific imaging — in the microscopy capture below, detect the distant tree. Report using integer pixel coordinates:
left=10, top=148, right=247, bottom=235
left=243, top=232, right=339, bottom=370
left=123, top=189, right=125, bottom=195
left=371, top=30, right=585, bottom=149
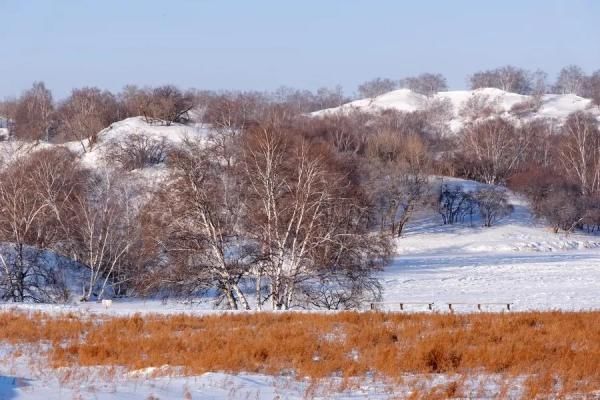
left=203, top=93, right=268, bottom=167
left=0, top=99, right=17, bottom=136
left=13, top=82, right=55, bottom=142
left=314, top=85, right=348, bottom=110
left=581, top=194, right=600, bottom=232
left=121, top=85, right=195, bottom=125
left=307, top=111, right=369, bottom=155
left=530, top=69, right=549, bottom=98
left=583, top=70, right=600, bottom=106
left=469, top=65, right=532, bottom=94
left=421, top=98, right=454, bottom=136
left=474, top=187, right=513, bottom=227
left=146, top=85, right=196, bottom=125
left=400, top=73, right=448, bottom=96
left=56, top=87, right=120, bottom=150
left=553, top=65, right=586, bottom=95
left=458, top=94, right=501, bottom=121
left=357, top=78, right=397, bottom=98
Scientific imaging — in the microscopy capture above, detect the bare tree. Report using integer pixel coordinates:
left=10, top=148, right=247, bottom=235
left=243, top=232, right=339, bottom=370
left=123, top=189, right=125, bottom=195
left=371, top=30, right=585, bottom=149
left=458, top=94, right=502, bottom=121
left=469, top=66, right=532, bottom=94
left=583, top=70, right=600, bottom=106
left=0, top=98, right=17, bottom=138
left=141, top=138, right=253, bottom=309
left=400, top=73, right=448, bottom=96
left=437, top=184, right=476, bottom=225
left=309, top=111, right=369, bottom=155
left=357, top=78, right=398, bottom=98
left=56, top=87, right=119, bottom=151
left=121, top=85, right=196, bottom=125
left=13, top=82, right=55, bottom=142
left=104, top=133, right=169, bottom=171
left=458, top=118, right=529, bottom=184
left=71, top=171, right=137, bottom=300
left=558, top=112, right=600, bottom=195
left=0, top=148, right=83, bottom=302
left=203, top=93, right=266, bottom=167
left=530, top=69, right=549, bottom=98
left=314, top=86, right=348, bottom=110
left=474, top=187, right=513, bottom=227
left=366, top=129, right=432, bottom=236
left=537, top=188, right=583, bottom=233
left=554, top=65, right=586, bottom=95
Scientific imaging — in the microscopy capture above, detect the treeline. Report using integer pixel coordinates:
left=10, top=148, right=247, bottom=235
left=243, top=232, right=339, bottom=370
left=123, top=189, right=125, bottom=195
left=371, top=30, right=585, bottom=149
left=0, top=64, right=599, bottom=308
left=357, top=64, right=600, bottom=102
left=0, top=83, right=349, bottom=145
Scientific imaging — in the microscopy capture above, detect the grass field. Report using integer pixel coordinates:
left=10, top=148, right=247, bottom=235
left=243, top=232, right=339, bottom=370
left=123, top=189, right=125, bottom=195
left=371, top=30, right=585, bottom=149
left=1, top=310, right=599, bottom=399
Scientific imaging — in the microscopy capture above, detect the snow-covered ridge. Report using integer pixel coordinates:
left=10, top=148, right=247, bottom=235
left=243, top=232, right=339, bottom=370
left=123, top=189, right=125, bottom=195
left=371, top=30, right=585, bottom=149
left=0, top=116, right=209, bottom=171
left=313, top=87, right=598, bottom=132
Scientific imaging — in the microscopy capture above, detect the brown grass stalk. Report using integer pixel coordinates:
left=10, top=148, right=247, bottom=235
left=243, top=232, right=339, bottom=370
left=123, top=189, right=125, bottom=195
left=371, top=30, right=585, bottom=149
left=0, top=311, right=598, bottom=398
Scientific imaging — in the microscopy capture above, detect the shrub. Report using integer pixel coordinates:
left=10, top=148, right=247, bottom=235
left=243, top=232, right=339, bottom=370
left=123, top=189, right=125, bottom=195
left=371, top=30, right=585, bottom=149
left=104, top=133, right=169, bottom=170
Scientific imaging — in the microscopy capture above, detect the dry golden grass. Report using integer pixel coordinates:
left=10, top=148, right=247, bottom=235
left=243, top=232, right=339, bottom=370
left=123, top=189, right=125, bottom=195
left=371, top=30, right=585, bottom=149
left=0, top=310, right=599, bottom=398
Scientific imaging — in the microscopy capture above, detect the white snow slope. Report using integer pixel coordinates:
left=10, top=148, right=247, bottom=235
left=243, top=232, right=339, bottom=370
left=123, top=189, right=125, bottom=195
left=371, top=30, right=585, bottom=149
left=313, top=87, right=599, bottom=133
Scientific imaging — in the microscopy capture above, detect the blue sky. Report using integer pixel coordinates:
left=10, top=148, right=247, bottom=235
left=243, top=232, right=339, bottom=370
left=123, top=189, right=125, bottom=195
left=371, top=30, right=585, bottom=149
left=0, top=0, right=599, bottom=98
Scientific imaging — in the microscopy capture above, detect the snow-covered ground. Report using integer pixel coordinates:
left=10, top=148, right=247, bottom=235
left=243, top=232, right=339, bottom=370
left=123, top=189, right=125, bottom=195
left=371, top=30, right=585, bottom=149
left=0, top=360, right=529, bottom=399
left=379, top=177, right=600, bottom=312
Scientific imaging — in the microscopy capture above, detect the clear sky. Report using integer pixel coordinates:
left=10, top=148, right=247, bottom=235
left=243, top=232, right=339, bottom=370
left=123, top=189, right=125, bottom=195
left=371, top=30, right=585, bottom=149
left=1, top=0, right=599, bottom=98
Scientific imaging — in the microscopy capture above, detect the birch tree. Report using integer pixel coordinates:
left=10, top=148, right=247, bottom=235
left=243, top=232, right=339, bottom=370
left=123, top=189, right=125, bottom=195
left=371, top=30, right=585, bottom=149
left=242, top=116, right=389, bottom=309
left=0, top=148, right=81, bottom=302
left=142, top=138, right=253, bottom=310
left=71, top=171, right=135, bottom=300
left=14, top=82, right=55, bottom=142
left=559, top=112, right=600, bottom=196
left=459, top=118, right=530, bottom=184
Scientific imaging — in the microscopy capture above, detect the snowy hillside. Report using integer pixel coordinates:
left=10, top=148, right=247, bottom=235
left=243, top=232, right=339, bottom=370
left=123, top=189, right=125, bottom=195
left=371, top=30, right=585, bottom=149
left=314, top=88, right=599, bottom=133
left=64, top=116, right=210, bottom=169
left=0, top=117, right=209, bottom=169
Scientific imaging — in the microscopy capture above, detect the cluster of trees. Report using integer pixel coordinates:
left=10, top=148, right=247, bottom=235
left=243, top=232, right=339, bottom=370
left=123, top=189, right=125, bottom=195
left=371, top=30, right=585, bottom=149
left=1, top=63, right=599, bottom=307
left=0, top=147, right=139, bottom=302
left=0, top=83, right=351, bottom=148
left=356, top=64, right=600, bottom=103
left=0, top=82, right=194, bottom=147
left=357, top=73, right=448, bottom=98
left=437, top=184, right=513, bottom=227
left=0, top=96, right=397, bottom=308
left=508, top=112, right=600, bottom=233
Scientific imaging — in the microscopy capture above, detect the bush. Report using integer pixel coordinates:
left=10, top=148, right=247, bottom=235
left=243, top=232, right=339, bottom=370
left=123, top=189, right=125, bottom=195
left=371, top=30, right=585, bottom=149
left=104, top=133, right=169, bottom=170
left=437, top=184, right=476, bottom=225
left=474, top=187, right=513, bottom=227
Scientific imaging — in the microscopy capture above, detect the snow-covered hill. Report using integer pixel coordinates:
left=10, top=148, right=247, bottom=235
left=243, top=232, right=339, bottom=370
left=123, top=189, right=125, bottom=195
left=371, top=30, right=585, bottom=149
left=64, top=116, right=209, bottom=169
left=314, top=88, right=599, bottom=133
